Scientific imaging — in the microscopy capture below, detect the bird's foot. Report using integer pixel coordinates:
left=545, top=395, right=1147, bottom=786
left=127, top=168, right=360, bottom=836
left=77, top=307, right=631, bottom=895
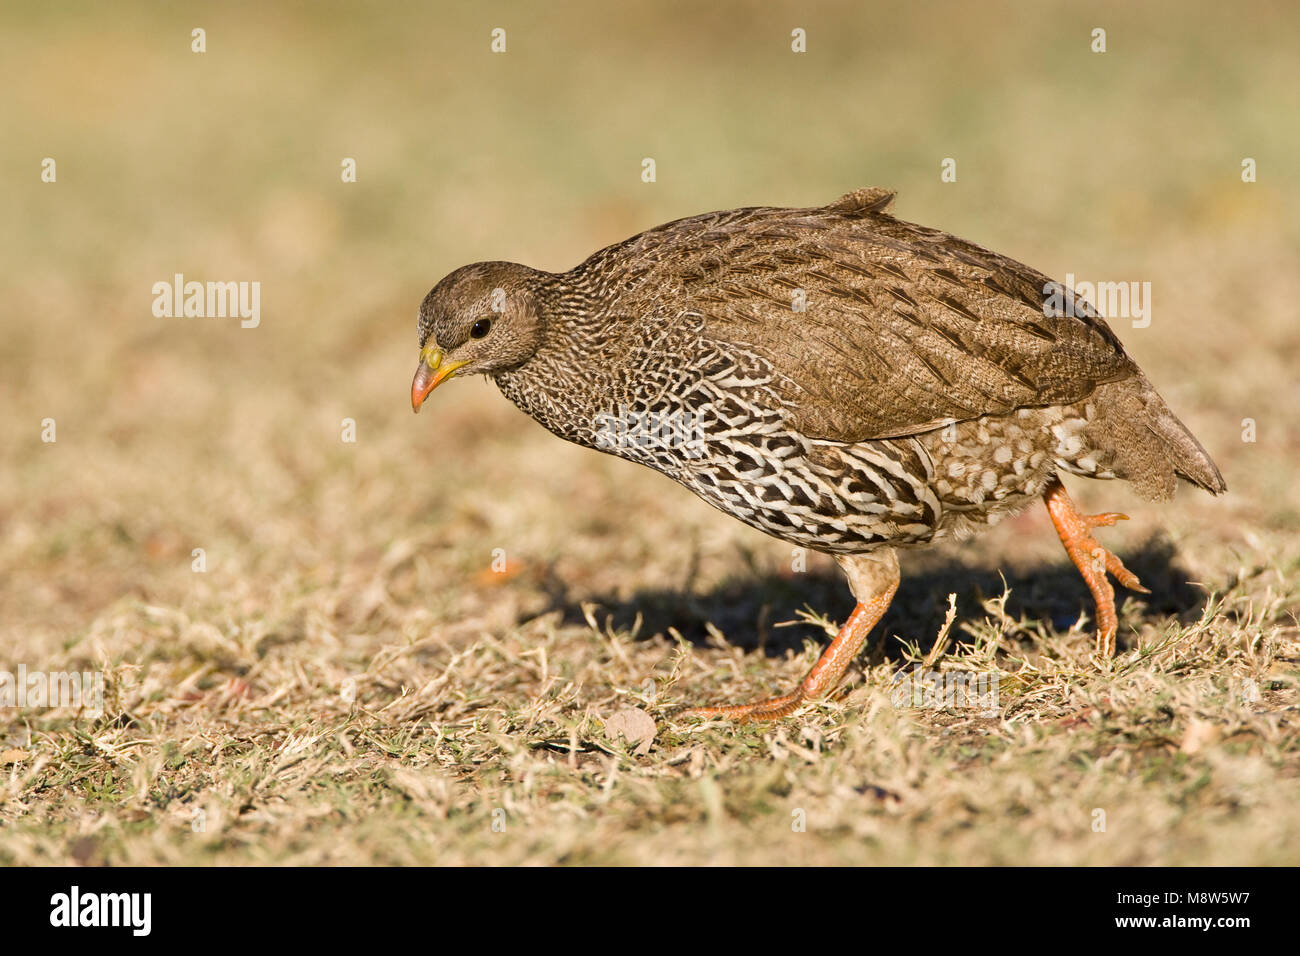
left=1043, top=479, right=1150, bottom=657
left=679, top=553, right=900, bottom=722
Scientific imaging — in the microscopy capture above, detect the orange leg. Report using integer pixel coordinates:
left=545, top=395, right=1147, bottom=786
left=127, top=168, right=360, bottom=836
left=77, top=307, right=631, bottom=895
left=1042, top=477, right=1149, bottom=656
left=682, top=551, right=900, bottom=722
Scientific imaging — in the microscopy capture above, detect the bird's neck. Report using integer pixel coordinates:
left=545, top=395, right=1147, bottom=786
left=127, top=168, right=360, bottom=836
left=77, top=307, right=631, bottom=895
left=490, top=291, right=625, bottom=448
left=491, top=272, right=714, bottom=460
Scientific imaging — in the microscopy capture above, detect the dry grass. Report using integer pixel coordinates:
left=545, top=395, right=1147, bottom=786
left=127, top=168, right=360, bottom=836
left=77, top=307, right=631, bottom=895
left=2, top=0, right=1298, bottom=865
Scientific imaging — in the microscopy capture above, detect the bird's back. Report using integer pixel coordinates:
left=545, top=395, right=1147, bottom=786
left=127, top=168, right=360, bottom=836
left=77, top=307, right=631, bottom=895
left=494, top=189, right=1224, bottom=554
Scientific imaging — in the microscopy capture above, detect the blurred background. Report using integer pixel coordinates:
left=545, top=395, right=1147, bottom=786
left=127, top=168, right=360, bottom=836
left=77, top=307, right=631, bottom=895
left=5, top=0, right=1299, bottom=653
left=5, top=0, right=1297, bottom=635
left=1, top=0, right=1298, bottom=863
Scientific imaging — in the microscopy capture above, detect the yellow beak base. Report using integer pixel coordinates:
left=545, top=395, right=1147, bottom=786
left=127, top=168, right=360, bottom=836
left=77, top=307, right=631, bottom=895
left=411, top=346, right=468, bottom=412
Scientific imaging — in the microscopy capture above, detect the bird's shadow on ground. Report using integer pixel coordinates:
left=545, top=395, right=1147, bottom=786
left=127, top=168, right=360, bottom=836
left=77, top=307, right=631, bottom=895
left=534, top=536, right=1208, bottom=660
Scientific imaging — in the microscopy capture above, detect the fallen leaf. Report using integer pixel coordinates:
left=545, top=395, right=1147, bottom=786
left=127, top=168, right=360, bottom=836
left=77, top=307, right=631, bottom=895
left=604, top=707, right=656, bottom=756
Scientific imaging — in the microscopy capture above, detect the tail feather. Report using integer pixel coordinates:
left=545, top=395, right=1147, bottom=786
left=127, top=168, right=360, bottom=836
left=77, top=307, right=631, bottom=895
left=1084, top=376, right=1226, bottom=500
left=1146, top=404, right=1227, bottom=496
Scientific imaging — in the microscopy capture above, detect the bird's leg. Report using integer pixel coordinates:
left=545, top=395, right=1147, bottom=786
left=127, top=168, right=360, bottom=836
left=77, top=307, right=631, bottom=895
left=1042, top=477, right=1150, bottom=657
left=682, top=550, right=900, bottom=722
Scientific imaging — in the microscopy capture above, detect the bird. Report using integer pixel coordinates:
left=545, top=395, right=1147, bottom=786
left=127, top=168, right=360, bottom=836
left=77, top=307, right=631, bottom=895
left=410, top=187, right=1226, bottom=721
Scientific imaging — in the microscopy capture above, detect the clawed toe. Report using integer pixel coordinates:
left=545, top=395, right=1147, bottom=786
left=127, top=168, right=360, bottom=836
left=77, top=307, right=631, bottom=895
left=1044, top=479, right=1150, bottom=657
left=1102, top=549, right=1149, bottom=594
left=1086, top=511, right=1129, bottom=529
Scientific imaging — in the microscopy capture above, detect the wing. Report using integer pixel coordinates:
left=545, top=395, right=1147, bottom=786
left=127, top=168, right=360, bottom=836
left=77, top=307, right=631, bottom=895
left=587, top=188, right=1137, bottom=442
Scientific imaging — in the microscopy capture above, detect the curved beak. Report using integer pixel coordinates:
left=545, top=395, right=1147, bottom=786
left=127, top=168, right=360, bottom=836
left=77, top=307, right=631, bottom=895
left=411, top=345, right=469, bottom=412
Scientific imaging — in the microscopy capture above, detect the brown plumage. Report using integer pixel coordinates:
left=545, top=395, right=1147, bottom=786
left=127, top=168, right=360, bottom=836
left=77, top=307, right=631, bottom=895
left=410, top=188, right=1225, bottom=720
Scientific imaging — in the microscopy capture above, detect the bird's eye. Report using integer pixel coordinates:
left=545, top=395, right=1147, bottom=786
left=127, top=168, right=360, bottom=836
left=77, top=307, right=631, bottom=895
left=470, top=318, right=492, bottom=339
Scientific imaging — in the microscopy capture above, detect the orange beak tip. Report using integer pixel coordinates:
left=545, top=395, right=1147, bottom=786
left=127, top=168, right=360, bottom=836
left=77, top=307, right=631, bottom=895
left=411, top=363, right=437, bottom=413
left=411, top=351, right=467, bottom=414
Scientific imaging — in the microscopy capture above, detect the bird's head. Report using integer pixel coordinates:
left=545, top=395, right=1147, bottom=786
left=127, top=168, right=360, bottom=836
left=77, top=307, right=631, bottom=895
left=411, top=261, right=545, bottom=412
